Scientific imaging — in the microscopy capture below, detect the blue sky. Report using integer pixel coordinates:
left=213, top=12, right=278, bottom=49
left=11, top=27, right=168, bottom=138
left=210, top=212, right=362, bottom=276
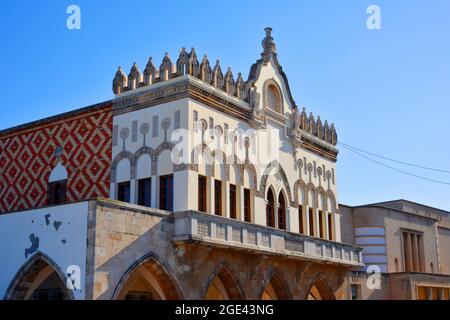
left=1, top=1, right=449, bottom=210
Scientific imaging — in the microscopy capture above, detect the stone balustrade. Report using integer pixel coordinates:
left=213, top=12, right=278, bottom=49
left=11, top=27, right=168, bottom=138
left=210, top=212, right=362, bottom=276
left=172, top=210, right=364, bottom=267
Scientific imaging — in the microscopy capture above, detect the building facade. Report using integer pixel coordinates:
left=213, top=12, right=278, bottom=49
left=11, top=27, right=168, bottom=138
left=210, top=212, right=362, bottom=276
left=0, top=28, right=448, bottom=300
left=341, top=200, right=450, bottom=300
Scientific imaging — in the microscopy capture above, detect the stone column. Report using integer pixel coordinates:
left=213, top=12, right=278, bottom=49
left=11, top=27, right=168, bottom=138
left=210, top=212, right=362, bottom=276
left=315, top=209, right=321, bottom=238
left=130, top=178, right=137, bottom=204
left=305, top=206, right=311, bottom=236
left=238, top=185, right=244, bottom=221
left=411, top=233, right=419, bottom=272
left=426, top=287, right=433, bottom=300
left=438, top=288, right=445, bottom=300
left=404, top=232, right=413, bottom=272
left=334, top=211, right=342, bottom=242
left=151, top=175, right=157, bottom=208
left=208, top=176, right=215, bottom=214
left=110, top=183, right=116, bottom=200
left=274, top=203, right=280, bottom=229
left=324, top=212, right=330, bottom=241
left=224, top=182, right=230, bottom=218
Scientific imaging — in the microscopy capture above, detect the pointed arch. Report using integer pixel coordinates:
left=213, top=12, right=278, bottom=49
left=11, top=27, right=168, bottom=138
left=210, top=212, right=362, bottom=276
left=4, top=251, right=74, bottom=300
left=211, top=149, right=229, bottom=181
left=191, top=143, right=214, bottom=176
left=306, top=274, right=336, bottom=300
left=259, top=161, right=293, bottom=206
left=112, top=253, right=182, bottom=300
left=204, top=263, right=245, bottom=300
left=242, top=161, right=257, bottom=190
left=260, top=270, right=291, bottom=300
left=111, top=151, right=135, bottom=183
left=293, top=179, right=307, bottom=206
left=326, top=190, right=338, bottom=213
left=135, top=146, right=154, bottom=178
left=317, top=186, right=327, bottom=211
left=306, top=183, right=317, bottom=208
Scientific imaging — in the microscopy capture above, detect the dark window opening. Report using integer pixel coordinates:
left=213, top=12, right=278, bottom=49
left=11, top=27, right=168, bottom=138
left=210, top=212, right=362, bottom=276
left=230, top=184, right=237, bottom=219
left=117, top=181, right=131, bottom=203
left=159, top=175, right=173, bottom=211
left=214, top=180, right=222, bottom=216
left=319, top=210, right=325, bottom=239
left=299, top=205, right=304, bottom=234
left=138, top=178, right=151, bottom=207
left=350, top=284, right=361, bottom=300
left=244, top=188, right=251, bottom=223
left=47, top=180, right=67, bottom=205
left=309, top=208, right=315, bottom=236
left=327, top=213, right=333, bottom=240
left=32, top=288, right=64, bottom=301
left=125, top=291, right=153, bottom=300
left=278, top=192, right=286, bottom=230
left=266, top=189, right=275, bottom=228
left=198, top=175, right=207, bottom=212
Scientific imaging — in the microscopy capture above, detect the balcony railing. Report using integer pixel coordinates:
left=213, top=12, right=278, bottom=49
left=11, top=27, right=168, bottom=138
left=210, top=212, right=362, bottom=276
left=173, top=211, right=364, bottom=267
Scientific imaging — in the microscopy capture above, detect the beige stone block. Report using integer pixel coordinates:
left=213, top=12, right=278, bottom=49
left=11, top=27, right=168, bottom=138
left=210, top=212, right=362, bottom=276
left=109, top=232, right=122, bottom=241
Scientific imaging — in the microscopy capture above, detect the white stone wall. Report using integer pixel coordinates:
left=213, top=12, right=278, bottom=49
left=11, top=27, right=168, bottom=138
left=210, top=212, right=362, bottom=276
left=0, top=202, right=89, bottom=299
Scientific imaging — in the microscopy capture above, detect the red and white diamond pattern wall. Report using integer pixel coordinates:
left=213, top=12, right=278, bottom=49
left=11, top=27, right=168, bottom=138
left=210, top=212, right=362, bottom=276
left=0, top=105, right=112, bottom=213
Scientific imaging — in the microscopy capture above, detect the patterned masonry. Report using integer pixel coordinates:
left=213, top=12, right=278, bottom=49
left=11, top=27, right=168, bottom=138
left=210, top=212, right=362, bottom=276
left=0, top=104, right=112, bottom=213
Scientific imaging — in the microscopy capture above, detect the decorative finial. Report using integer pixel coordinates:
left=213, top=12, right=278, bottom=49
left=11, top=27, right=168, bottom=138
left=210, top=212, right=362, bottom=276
left=261, top=27, right=276, bottom=61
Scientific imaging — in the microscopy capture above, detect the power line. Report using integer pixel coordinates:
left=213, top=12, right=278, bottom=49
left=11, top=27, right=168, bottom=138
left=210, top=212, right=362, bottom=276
left=339, top=143, right=450, bottom=185
left=339, top=142, right=450, bottom=174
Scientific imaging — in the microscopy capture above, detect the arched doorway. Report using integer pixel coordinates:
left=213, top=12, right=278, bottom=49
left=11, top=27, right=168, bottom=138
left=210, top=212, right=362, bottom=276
left=306, top=276, right=336, bottom=300
left=266, top=189, right=276, bottom=228
left=261, top=272, right=291, bottom=300
left=114, top=256, right=181, bottom=300
left=205, top=266, right=244, bottom=300
left=278, top=192, right=286, bottom=230
left=5, top=252, right=73, bottom=300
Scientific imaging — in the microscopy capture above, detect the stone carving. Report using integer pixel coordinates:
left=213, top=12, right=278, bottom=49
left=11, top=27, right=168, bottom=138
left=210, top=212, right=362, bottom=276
left=261, top=27, right=277, bottom=62
left=176, top=47, right=190, bottom=76
left=120, top=127, right=129, bottom=140
left=159, top=53, right=173, bottom=81
left=140, top=122, right=150, bottom=135
left=200, top=55, right=212, bottom=83
left=249, top=84, right=263, bottom=128
left=188, top=48, right=199, bottom=76
left=224, top=67, right=235, bottom=95
left=128, top=62, right=141, bottom=90
left=143, top=57, right=156, bottom=86
left=212, top=60, right=224, bottom=89
left=112, top=66, right=127, bottom=94
left=161, top=118, right=171, bottom=130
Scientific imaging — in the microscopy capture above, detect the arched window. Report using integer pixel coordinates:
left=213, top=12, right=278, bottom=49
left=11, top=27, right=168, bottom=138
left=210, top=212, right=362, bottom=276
left=266, top=189, right=275, bottom=228
left=47, top=162, right=68, bottom=205
left=430, top=263, right=434, bottom=274
left=278, top=192, right=286, bottom=230
left=267, top=84, right=282, bottom=113
left=394, top=258, right=399, bottom=272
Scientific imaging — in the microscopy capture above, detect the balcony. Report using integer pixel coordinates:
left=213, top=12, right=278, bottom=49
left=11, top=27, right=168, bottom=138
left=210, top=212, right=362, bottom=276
left=173, top=211, right=364, bottom=268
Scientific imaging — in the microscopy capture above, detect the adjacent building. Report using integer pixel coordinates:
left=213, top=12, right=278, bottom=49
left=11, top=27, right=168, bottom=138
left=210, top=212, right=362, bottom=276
left=341, top=200, right=450, bottom=300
